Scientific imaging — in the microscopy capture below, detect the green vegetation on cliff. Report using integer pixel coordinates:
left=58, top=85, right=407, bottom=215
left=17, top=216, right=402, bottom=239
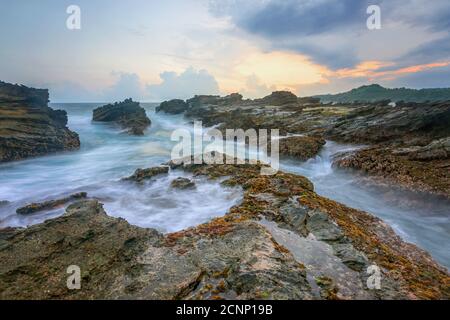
left=315, top=84, right=450, bottom=103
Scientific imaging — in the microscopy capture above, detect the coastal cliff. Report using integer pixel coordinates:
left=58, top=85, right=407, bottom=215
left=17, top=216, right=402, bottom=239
left=0, top=81, right=80, bottom=162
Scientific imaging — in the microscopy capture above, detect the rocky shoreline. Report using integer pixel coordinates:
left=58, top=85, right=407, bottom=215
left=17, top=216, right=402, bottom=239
left=158, top=92, right=450, bottom=199
left=0, top=81, right=80, bottom=162
left=1, top=156, right=448, bottom=299
left=0, top=86, right=449, bottom=300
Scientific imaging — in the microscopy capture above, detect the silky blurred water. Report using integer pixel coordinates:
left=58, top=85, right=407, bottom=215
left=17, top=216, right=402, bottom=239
left=0, top=105, right=448, bottom=268
left=281, top=142, right=450, bottom=269
left=0, top=103, right=243, bottom=232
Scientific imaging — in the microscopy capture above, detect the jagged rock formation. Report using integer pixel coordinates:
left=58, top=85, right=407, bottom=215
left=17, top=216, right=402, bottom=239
left=0, top=81, right=80, bottom=162
left=156, top=99, right=188, bottom=115
left=186, top=93, right=244, bottom=109
left=92, top=99, right=151, bottom=135
left=1, top=158, right=448, bottom=300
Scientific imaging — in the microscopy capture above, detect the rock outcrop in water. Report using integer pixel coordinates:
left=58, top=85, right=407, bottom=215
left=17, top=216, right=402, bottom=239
left=16, top=192, right=88, bottom=215
left=158, top=91, right=449, bottom=198
left=1, top=156, right=448, bottom=300
left=0, top=81, right=80, bottom=162
left=92, top=99, right=151, bottom=135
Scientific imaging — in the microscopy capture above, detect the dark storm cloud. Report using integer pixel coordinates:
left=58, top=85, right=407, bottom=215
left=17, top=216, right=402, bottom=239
left=211, top=0, right=450, bottom=70
left=235, top=0, right=370, bottom=37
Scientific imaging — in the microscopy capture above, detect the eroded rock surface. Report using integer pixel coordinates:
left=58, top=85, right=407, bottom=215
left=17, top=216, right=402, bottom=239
left=1, top=158, right=448, bottom=300
left=278, top=136, right=326, bottom=160
left=92, top=98, right=151, bottom=135
left=0, top=81, right=80, bottom=162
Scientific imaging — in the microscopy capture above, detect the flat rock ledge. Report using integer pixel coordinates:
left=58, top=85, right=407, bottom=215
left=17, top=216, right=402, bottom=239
left=1, top=158, right=448, bottom=300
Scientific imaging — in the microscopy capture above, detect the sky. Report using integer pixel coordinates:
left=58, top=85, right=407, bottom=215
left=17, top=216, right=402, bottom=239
left=0, top=0, right=449, bottom=102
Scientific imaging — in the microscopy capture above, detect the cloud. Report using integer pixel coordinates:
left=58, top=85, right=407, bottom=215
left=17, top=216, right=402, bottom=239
left=386, top=64, right=450, bottom=89
left=209, top=0, right=370, bottom=68
left=46, top=72, right=144, bottom=103
left=398, top=35, right=450, bottom=66
left=103, top=72, right=143, bottom=102
left=232, top=0, right=369, bottom=37
left=146, top=67, right=221, bottom=100
left=210, top=0, right=450, bottom=70
left=240, top=74, right=277, bottom=99
left=46, top=81, right=101, bottom=103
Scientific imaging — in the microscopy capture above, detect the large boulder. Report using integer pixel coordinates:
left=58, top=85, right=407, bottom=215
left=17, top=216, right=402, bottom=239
left=0, top=81, right=80, bottom=163
left=92, top=98, right=151, bottom=135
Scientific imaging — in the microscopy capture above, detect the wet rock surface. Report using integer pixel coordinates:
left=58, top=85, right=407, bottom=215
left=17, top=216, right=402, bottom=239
left=278, top=136, right=326, bottom=160
left=1, top=158, right=448, bottom=300
left=0, top=157, right=448, bottom=299
left=16, top=192, right=88, bottom=215
left=92, top=98, right=151, bottom=135
left=122, top=166, right=169, bottom=183
left=334, top=146, right=450, bottom=199
left=0, top=81, right=80, bottom=162
left=179, top=93, right=449, bottom=197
